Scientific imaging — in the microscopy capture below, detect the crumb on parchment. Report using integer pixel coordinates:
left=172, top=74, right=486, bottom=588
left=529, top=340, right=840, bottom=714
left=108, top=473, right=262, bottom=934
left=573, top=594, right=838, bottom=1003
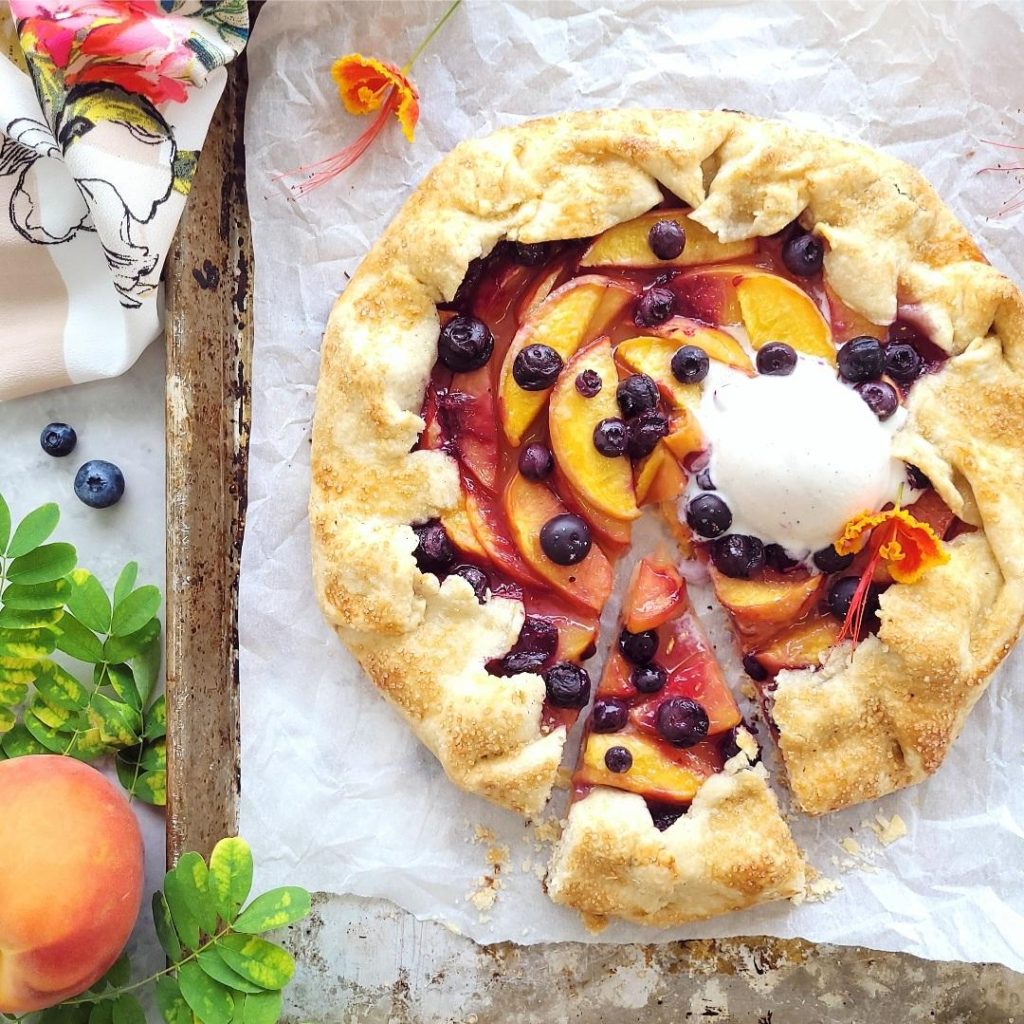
left=870, top=813, right=907, bottom=845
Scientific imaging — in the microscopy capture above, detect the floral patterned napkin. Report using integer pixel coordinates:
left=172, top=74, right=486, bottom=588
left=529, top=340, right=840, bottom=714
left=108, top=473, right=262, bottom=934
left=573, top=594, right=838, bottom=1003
left=0, top=1, right=248, bottom=400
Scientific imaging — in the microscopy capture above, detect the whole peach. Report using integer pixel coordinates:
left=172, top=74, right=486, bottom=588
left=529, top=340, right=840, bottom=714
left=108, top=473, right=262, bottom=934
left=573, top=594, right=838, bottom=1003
left=0, top=755, right=144, bottom=1012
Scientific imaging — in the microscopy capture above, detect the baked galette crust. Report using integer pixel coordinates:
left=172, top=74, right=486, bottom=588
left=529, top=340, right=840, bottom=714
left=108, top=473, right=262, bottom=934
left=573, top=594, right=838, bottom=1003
left=310, top=110, right=1024, bottom=829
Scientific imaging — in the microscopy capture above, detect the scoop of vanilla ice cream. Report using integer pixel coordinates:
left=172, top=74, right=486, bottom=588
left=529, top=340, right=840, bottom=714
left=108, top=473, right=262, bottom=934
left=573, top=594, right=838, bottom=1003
left=693, top=358, right=908, bottom=555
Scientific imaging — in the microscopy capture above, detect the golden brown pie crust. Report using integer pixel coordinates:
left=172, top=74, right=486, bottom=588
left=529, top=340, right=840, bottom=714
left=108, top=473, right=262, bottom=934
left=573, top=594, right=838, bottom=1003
left=310, top=110, right=1024, bottom=918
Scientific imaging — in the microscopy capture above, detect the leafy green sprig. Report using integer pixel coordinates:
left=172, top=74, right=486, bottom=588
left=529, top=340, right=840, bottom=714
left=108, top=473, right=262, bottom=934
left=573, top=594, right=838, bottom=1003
left=0, top=493, right=165, bottom=803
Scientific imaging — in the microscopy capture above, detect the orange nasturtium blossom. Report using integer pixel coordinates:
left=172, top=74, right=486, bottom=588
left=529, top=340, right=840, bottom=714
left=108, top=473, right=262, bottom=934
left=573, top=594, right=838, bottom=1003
left=833, top=505, right=949, bottom=643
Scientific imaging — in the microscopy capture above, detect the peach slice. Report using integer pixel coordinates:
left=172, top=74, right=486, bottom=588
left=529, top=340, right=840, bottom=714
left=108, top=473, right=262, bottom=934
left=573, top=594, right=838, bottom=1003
left=651, top=316, right=754, bottom=372
left=445, top=366, right=499, bottom=490
left=441, top=498, right=490, bottom=563
left=622, top=558, right=687, bottom=633
left=756, top=614, right=841, bottom=675
left=577, top=732, right=722, bottom=803
left=672, top=264, right=749, bottom=325
left=710, top=569, right=823, bottom=649
left=555, top=618, right=598, bottom=662
left=579, top=211, right=756, bottom=269
left=662, top=410, right=704, bottom=462
left=498, top=276, right=633, bottom=446
left=634, top=444, right=687, bottom=506
left=515, top=256, right=571, bottom=321
left=503, top=473, right=613, bottom=614
left=554, top=467, right=633, bottom=554
left=464, top=484, right=543, bottom=588
left=906, top=489, right=955, bottom=540
left=735, top=272, right=835, bottom=362
left=549, top=337, right=640, bottom=521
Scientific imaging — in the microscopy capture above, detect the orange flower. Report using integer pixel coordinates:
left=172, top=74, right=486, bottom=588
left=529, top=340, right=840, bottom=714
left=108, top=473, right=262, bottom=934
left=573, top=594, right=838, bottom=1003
left=835, top=507, right=948, bottom=584
left=331, top=54, right=419, bottom=143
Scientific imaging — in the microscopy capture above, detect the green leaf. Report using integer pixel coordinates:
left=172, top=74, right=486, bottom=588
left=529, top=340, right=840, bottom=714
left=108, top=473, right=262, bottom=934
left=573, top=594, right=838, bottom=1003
left=104, top=618, right=160, bottom=662
left=105, top=663, right=141, bottom=710
left=178, top=961, right=235, bottom=1024
left=0, top=605, right=63, bottom=629
left=7, top=542, right=77, bottom=584
left=144, top=693, right=167, bottom=740
left=240, top=991, right=282, bottom=1024
left=87, top=693, right=142, bottom=746
left=38, top=1005, right=90, bottom=1024
left=215, top=934, right=296, bottom=991
left=2, top=724, right=47, bottom=757
left=1, top=578, right=70, bottom=609
left=88, top=1002, right=114, bottom=1024
left=163, top=867, right=201, bottom=950
left=35, top=661, right=89, bottom=711
left=62, top=722, right=111, bottom=761
left=153, top=890, right=183, bottom=961
left=155, top=977, right=192, bottom=1024
left=111, top=994, right=146, bottom=1024
left=123, top=764, right=166, bottom=805
left=0, top=706, right=16, bottom=734
left=7, top=503, right=60, bottom=558
left=67, top=569, right=112, bottom=634
left=208, top=838, right=254, bottom=924
left=96, top=952, right=131, bottom=990
left=196, top=948, right=265, bottom=994
left=21, top=708, right=67, bottom=752
left=113, top=561, right=139, bottom=607
left=0, top=625, right=57, bottom=659
left=175, top=851, right=219, bottom=935
left=0, top=679, right=28, bottom=706
left=0, top=493, right=11, bottom=553
left=55, top=612, right=105, bottom=662
left=234, top=888, right=311, bottom=935
left=133, top=634, right=162, bottom=708
left=110, top=585, right=161, bottom=637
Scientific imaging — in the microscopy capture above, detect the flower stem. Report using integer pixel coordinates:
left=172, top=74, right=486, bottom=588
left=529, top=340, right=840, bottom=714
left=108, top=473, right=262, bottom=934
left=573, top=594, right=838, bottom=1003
left=402, top=0, right=462, bottom=73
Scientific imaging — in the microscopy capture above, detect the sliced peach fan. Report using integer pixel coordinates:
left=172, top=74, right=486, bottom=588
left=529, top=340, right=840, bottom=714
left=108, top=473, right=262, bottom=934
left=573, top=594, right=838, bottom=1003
left=835, top=506, right=949, bottom=585
left=331, top=54, right=420, bottom=143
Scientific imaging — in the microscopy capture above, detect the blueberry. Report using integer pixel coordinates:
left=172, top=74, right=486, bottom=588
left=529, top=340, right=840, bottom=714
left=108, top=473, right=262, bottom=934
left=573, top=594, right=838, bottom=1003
left=592, top=698, right=629, bottom=733
left=626, top=411, right=669, bottom=459
left=634, top=286, right=676, bottom=328
left=40, top=422, right=77, bottom=457
left=616, top=373, right=660, bottom=418
left=632, top=662, right=667, bottom=693
left=756, top=342, right=797, bottom=376
left=575, top=369, right=602, bottom=397
left=885, top=343, right=923, bottom=383
left=837, top=336, right=885, bottom=383
left=593, top=418, right=628, bottom=457
left=671, top=344, right=710, bottom=384
left=450, top=564, right=488, bottom=603
left=656, top=697, right=710, bottom=747
left=855, top=380, right=899, bottom=420
left=543, top=661, right=592, bottom=709
left=782, top=232, right=824, bottom=277
left=438, top=315, right=494, bottom=372
left=73, top=460, right=125, bottom=509
left=710, top=534, right=765, bottom=579
left=539, top=513, right=592, bottom=566
left=518, top=443, right=554, bottom=481
left=491, top=614, right=559, bottom=676
left=510, top=241, right=550, bottom=266
left=812, top=545, right=855, bottom=574
left=764, top=543, right=799, bottom=572
left=686, top=493, right=733, bottom=539
left=907, top=464, right=932, bottom=491
left=742, top=654, right=768, bottom=682
left=649, top=802, right=687, bottom=831
left=695, top=466, right=715, bottom=490
left=618, top=628, right=658, bottom=665
left=604, top=745, right=633, bottom=773
left=648, top=218, right=686, bottom=260
left=826, top=578, right=883, bottom=630
left=512, top=344, right=563, bottom=391
left=412, top=520, right=455, bottom=574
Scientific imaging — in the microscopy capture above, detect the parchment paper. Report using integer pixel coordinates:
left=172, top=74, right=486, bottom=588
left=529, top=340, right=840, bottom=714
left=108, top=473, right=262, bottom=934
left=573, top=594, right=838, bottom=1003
left=240, top=0, right=1024, bottom=969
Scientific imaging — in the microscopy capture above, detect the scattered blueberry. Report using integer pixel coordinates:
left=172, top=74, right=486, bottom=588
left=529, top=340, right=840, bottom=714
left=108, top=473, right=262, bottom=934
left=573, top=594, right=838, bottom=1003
left=491, top=614, right=558, bottom=676
left=593, top=417, right=629, bottom=457
left=510, top=241, right=550, bottom=266
left=764, top=543, right=799, bottom=572
left=671, top=344, right=710, bottom=384
left=686, top=493, right=733, bottom=539
left=592, top=698, right=629, bottom=733
left=512, top=344, right=563, bottom=391
left=826, top=578, right=883, bottom=630
left=518, top=443, right=555, bottom=481
left=40, top=422, right=77, bottom=457
left=73, top=460, right=125, bottom=509
left=837, top=336, right=885, bottom=383
left=812, top=545, right=855, bottom=574
left=782, top=232, right=824, bottom=277
left=543, top=661, right=592, bottom=709
left=695, top=466, right=715, bottom=491
left=618, top=628, right=658, bottom=665
left=656, top=697, right=710, bottom=747
left=450, top=564, right=488, bottom=603
left=604, top=745, right=633, bottom=773
left=438, top=315, right=494, bottom=372
left=756, top=342, right=798, bottom=376
left=710, top=534, right=765, bottom=579
left=648, top=218, right=686, bottom=260
left=575, top=369, right=603, bottom=397
left=906, top=464, right=932, bottom=491
left=626, top=411, right=669, bottom=459
left=855, top=380, right=899, bottom=420
left=884, top=342, right=923, bottom=383
left=634, top=285, right=676, bottom=328
left=412, top=520, right=455, bottom=575
left=649, top=802, right=687, bottom=831
left=539, top=513, right=592, bottom=566
left=616, top=373, right=660, bottom=418
left=632, top=662, right=667, bottom=694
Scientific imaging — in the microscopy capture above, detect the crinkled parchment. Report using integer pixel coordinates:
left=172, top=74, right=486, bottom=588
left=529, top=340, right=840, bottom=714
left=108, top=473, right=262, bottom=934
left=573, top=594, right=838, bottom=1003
left=240, top=0, right=1024, bottom=968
